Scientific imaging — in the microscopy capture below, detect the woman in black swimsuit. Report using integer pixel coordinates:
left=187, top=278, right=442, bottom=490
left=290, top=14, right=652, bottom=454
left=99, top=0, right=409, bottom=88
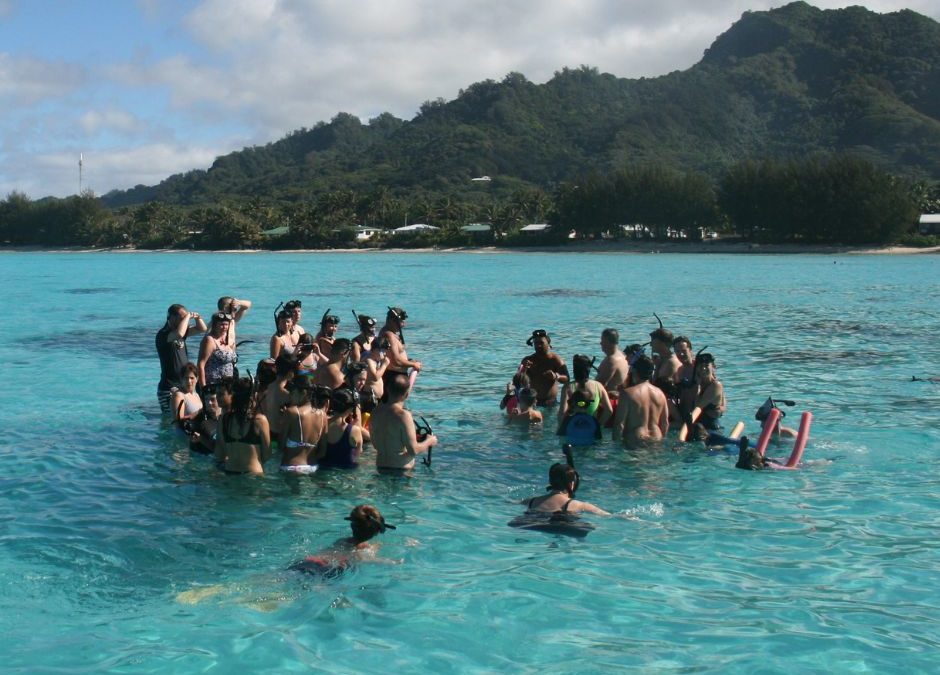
left=215, top=377, right=271, bottom=475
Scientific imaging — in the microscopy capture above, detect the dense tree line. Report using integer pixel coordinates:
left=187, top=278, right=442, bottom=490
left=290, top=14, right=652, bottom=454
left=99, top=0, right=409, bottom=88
left=1, top=156, right=929, bottom=249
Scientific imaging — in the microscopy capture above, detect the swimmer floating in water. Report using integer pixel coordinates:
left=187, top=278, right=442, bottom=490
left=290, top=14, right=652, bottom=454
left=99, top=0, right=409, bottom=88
left=176, top=504, right=401, bottom=606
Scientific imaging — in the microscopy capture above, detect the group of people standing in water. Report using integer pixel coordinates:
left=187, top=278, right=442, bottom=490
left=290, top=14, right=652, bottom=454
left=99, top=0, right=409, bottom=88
left=156, top=296, right=438, bottom=477
left=505, top=321, right=725, bottom=451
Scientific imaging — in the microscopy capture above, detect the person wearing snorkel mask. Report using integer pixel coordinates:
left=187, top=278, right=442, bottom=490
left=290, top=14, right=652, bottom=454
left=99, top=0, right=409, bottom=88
left=350, top=313, right=377, bottom=362
left=316, top=310, right=340, bottom=360
left=671, top=336, right=698, bottom=427
left=380, top=307, right=422, bottom=376
left=216, top=296, right=252, bottom=344
left=520, top=330, right=569, bottom=407
left=611, top=355, right=669, bottom=449
left=557, top=354, right=613, bottom=434
left=284, top=300, right=305, bottom=335
left=692, top=352, right=725, bottom=436
left=650, top=324, right=682, bottom=397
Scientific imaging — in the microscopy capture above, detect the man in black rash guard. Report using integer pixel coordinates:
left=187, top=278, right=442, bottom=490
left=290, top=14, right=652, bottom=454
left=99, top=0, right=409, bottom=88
left=156, top=303, right=206, bottom=415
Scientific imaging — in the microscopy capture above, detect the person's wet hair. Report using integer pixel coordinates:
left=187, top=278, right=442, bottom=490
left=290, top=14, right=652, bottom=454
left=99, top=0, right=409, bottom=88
left=601, top=328, right=619, bottom=345
left=297, top=332, right=314, bottom=348
left=736, top=446, right=766, bottom=470
left=330, top=388, right=357, bottom=415
left=387, top=307, right=408, bottom=322
left=167, top=303, right=185, bottom=319
left=217, top=296, right=234, bottom=311
left=512, top=371, right=530, bottom=389
left=346, top=504, right=395, bottom=543
left=386, top=372, right=411, bottom=399
left=649, top=327, right=673, bottom=344
left=572, top=354, right=595, bottom=382
left=547, top=463, right=578, bottom=492
left=255, top=358, right=277, bottom=391
left=631, top=355, right=655, bottom=382
left=179, top=362, right=199, bottom=381
left=332, top=338, right=352, bottom=356
left=527, top=329, right=550, bottom=346
left=517, top=387, right=536, bottom=407
left=275, top=353, right=298, bottom=377
left=312, top=385, right=333, bottom=408
left=227, top=376, right=255, bottom=420
left=673, top=336, right=692, bottom=351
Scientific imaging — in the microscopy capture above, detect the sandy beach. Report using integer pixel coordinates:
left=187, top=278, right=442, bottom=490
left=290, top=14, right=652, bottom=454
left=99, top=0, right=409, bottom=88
left=3, top=239, right=939, bottom=255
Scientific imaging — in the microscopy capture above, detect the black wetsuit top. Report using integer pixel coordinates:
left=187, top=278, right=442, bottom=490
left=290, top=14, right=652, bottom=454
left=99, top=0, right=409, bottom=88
left=156, top=325, right=189, bottom=391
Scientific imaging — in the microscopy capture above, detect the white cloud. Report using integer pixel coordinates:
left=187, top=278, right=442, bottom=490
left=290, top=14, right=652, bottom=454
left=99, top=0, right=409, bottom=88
left=79, top=108, right=145, bottom=136
left=0, top=53, right=85, bottom=104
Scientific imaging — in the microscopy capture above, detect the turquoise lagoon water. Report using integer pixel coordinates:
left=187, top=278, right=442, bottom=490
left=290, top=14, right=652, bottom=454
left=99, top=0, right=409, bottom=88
left=0, top=251, right=938, bottom=672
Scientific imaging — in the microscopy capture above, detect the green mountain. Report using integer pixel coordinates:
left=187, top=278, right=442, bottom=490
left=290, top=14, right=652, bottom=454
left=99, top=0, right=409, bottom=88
left=102, top=2, right=940, bottom=208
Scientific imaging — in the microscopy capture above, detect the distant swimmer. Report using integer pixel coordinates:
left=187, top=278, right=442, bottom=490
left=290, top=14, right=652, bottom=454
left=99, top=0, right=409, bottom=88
left=611, top=355, right=669, bottom=449
left=370, top=371, right=437, bottom=471
left=596, top=328, right=629, bottom=404
left=176, top=504, right=399, bottom=606
left=520, top=461, right=609, bottom=517
left=289, top=505, right=400, bottom=577
left=156, top=303, right=206, bottom=415
left=520, top=329, right=569, bottom=407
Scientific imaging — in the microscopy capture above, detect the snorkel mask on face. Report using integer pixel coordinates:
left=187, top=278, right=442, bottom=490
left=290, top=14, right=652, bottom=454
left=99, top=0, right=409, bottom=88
left=321, top=308, right=340, bottom=329
left=527, top=329, right=549, bottom=347
left=352, top=310, right=377, bottom=335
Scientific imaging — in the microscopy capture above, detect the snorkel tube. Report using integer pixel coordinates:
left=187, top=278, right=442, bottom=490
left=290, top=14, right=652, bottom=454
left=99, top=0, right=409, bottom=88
left=561, top=443, right=580, bottom=497
left=414, top=415, right=433, bottom=467
left=273, top=301, right=284, bottom=332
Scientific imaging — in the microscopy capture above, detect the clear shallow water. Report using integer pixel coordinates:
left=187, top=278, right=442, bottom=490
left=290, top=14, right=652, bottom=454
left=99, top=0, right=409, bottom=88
left=1, top=250, right=938, bottom=672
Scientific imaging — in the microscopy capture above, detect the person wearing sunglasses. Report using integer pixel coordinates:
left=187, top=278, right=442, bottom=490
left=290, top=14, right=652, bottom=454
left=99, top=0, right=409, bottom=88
left=197, top=312, right=237, bottom=389
left=519, top=329, right=569, bottom=407
left=350, top=312, right=377, bottom=362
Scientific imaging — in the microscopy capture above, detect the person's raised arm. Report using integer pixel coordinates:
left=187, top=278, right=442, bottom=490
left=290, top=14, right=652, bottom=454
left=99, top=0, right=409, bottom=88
left=184, top=312, right=206, bottom=338
left=554, top=356, right=570, bottom=385
left=231, top=298, right=251, bottom=323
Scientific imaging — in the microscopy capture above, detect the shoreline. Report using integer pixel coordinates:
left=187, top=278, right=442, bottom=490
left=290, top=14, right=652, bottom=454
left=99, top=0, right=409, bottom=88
left=2, top=240, right=938, bottom=255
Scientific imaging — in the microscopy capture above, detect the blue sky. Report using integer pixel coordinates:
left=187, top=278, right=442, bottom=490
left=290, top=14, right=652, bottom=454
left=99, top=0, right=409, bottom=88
left=1, top=0, right=937, bottom=199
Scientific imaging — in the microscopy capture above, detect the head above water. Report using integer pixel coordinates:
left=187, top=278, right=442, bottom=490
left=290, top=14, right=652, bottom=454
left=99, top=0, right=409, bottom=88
left=387, top=307, right=408, bottom=324
left=355, top=312, right=377, bottom=334
left=631, top=355, right=655, bottom=383
left=572, top=354, right=596, bottom=382
left=321, top=308, right=340, bottom=328
left=346, top=504, right=396, bottom=543
left=527, top=329, right=551, bottom=351
left=517, top=387, right=536, bottom=408
left=547, top=463, right=578, bottom=493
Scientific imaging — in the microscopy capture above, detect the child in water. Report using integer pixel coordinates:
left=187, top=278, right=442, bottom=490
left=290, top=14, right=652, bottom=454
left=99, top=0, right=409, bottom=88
left=507, top=387, right=543, bottom=425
